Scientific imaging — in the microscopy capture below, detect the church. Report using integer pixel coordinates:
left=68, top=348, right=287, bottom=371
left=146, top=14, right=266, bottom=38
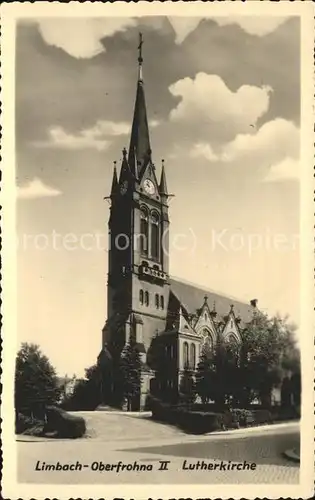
left=98, top=35, right=257, bottom=410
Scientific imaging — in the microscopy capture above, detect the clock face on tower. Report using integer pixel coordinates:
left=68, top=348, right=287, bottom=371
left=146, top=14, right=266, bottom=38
left=143, top=179, right=155, bottom=195
left=120, top=180, right=128, bottom=195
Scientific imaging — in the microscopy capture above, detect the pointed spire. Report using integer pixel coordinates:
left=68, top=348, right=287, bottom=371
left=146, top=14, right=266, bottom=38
left=210, top=301, right=217, bottom=318
left=110, top=161, right=118, bottom=197
left=118, top=146, right=131, bottom=183
left=128, top=33, right=151, bottom=178
left=250, top=299, right=258, bottom=308
left=159, top=159, right=168, bottom=196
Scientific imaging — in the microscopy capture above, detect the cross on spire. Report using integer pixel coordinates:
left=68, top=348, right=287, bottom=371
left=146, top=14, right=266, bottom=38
left=138, top=32, right=143, bottom=64
left=138, top=32, right=144, bottom=82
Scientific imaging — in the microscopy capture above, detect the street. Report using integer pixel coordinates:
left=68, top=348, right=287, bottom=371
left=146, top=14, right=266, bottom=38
left=17, top=412, right=300, bottom=484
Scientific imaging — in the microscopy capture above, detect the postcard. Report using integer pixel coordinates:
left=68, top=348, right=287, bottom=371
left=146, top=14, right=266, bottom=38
left=1, top=2, right=314, bottom=499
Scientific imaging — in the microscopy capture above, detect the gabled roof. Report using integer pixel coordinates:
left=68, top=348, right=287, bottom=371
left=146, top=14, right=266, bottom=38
left=169, top=277, right=254, bottom=327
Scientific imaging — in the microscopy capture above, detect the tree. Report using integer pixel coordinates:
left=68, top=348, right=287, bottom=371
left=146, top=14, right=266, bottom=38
left=195, top=313, right=300, bottom=410
left=195, top=342, right=237, bottom=408
left=119, top=336, right=142, bottom=411
left=195, top=344, right=215, bottom=404
left=15, top=343, right=60, bottom=418
left=216, top=341, right=240, bottom=407
left=179, top=367, right=196, bottom=407
left=62, top=364, right=105, bottom=411
left=238, top=313, right=299, bottom=407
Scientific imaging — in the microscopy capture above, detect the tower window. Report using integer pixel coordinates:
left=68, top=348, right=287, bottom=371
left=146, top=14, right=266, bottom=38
left=140, top=207, right=149, bottom=256
left=160, top=295, right=164, bottom=309
left=183, top=342, right=189, bottom=368
left=190, top=343, right=196, bottom=370
left=150, top=212, right=160, bottom=261
left=155, top=294, right=159, bottom=309
left=145, top=291, right=149, bottom=306
left=139, top=289, right=144, bottom=305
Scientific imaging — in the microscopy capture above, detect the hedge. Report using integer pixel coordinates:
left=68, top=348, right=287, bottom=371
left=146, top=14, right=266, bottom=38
left=149, top=397, right=223, bottom=434
left=44, top=405, right=86, bottom=439
left=149, top=397, right=283, bottom=432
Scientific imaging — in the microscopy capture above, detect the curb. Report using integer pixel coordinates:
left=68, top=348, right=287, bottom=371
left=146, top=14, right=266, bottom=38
left=208, top=420, right=299, bottom=437
left=283, top=448, right=300, bottom=463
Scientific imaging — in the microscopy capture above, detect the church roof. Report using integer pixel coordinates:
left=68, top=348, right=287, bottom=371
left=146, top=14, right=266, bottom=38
left=169, top=277, right=254, bottom=326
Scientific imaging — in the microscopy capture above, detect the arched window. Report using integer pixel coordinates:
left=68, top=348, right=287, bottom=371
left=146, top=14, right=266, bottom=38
left=155, top=293, right=159, bottom=309
left=228, top=333, right=238, bottom=344
left=160, top=295, right=164, bottom=310
left=140, top=207, right=149, bottom=255
left=183, top=342, right=189, bottom=368
left=205, top=335, right=213, bottom=350
left=150, top=212, right=160, bottom=261
left=202, top=328, right=214, bottom=355
left=139, top=289, right=144, bottom=305
left=145, top=291, right=149, bottom=306
left=190, top=343, right=196, bottom=370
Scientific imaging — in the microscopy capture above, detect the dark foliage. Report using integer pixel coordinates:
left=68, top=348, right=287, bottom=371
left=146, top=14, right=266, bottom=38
left=119, top=335, right=142, bottom=411
left=179, top=368, right=196, bottom=406
left=44, top=405, right=86, bottom=439
left=62, top=365, right=103, bottom=411
left=15, top=343, right=61, bottom=418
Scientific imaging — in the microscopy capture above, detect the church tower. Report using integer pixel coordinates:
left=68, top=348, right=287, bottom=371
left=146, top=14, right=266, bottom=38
left=103, top=34, right=171, bottom=372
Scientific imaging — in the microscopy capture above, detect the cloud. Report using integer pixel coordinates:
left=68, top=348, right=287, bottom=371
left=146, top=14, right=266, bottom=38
left=37, top=18, right=137, bottom=58
left=168, top=17, right=203, bottom=44
left=169, top=73, right=272, bottom=142
left=32, top=126, right=110, bottom=151
left=32, top=118, right=161, bottom=151
left=212, top=16, right=289, bottom=37
left=189, top=118, right=300, bottom=183
left=36, top=16, right=289, bottom=59
left=263, top=158, right=299, bottom=183
left=17, top=178, right=62, bottom=200
left=149, top=119, right=161, bottom=128
left=83, top=120, right=130, bottom=137
left=167, top=16, right=288, bottom=44
left=190, top=143, right=218, bottom=162
left=32, top=119, right=133, bottom=150
left=220, top=118, right=299, bottom=164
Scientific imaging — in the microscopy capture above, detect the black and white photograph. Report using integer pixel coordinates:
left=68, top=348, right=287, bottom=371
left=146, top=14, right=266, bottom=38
left=1, top=2, right=314, bottom=499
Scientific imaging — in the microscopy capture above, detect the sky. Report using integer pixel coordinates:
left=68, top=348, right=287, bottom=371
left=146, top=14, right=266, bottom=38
left=16, top=16, right=300, bottom=377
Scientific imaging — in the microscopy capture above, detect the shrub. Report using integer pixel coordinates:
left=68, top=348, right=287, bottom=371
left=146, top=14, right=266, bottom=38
left=15, top=412, right=44, bottom=435
left=272, top=406, right=299, bottom=422
left=177, top=410, right=222, bottom=434
left=44, top=405, right=86, bottom=439
left=252, top=409, right=273, bottom=425
left=230, top=409, right=254, bottom=427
